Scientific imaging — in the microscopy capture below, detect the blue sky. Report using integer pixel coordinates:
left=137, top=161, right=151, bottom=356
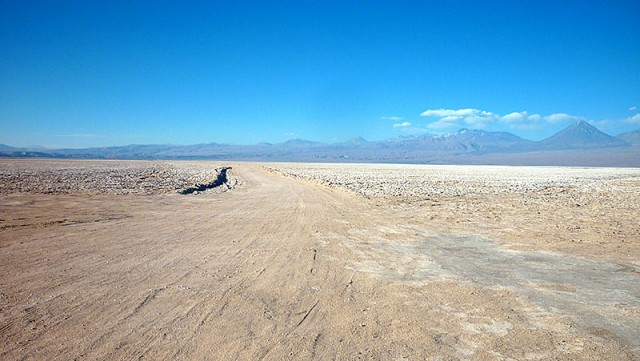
left=1, top=1, right=639, bottom=148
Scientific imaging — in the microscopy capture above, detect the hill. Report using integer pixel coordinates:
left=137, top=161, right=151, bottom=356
left=1, top=122, right=638, bottom=166
left=536, top=121, right=628, bottom=150
left=617, top=129, right=640, bottom=145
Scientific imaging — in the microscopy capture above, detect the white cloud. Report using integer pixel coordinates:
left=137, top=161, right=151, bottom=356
left=588, top=119, right=613, bottom=129
left=420, top=107, right=590, bottom=131
left=500, top=111, right=542, bottom=123
left=421, top=108, right=498, bottom=130
left=527, top=113, right=541, bottom=121
left=426, top=120, right=459, bottom=130
left=625, top=113, right=640, bottom=124
left=381, top=116, right=403, bottom=121
left=543, top=113, right=583, bottom=123
left=500, top=111, right=528, bottom=122
left=498, top=112, right=546, bottom=129
left=393, top=121, right=411, bottom=128
left=421, top=108, right=483, bottom=117
left=629, top=106, right=637, bottom=111
left=440, top=115, right=460, bottom=122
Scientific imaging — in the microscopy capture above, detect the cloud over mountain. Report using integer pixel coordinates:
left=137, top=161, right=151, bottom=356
left=542, top=113, right=583, bottom=123
left=420, top=108, right=589, bottom=131
left=625, top=114, right=640, bottom=124
left=420, top=109, right=498, bottom=129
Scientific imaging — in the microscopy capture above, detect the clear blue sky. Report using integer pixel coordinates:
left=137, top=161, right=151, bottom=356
left=1, top=1, right=639, bottom=148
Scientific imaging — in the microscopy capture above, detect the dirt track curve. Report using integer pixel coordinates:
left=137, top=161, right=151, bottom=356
left=1, top=164, right=638, bottom=360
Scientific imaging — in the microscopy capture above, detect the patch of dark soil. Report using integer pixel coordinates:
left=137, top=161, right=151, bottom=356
left=178, top=167, right=233, bottom=194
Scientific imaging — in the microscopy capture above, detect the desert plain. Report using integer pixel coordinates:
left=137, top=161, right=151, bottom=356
left=1, top=159, right=639, bottom=360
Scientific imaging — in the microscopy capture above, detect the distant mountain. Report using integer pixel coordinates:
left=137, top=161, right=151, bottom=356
left=386, top=133, right=471, bottom=152
left=1, top=122, right=638, bottom=166
left=536, top=121, right=628, bottom=150
left=384, top=129, right=531, bottom=153
left=56, top=144, right=180, bottom=159
left=345, top=136, right=369, bottom=145
left=0, top=144, right=18, bottom=151
left=617, top=129, right=640, bottom=145
left=278, top=139, right=326, bottom=149
left=436, top=128, right=532, bottom=152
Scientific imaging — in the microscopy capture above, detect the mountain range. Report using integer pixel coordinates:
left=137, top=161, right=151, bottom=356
left=1, top=121, right=639, bottom=166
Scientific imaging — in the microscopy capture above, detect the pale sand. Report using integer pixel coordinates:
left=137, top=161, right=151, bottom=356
left=1, top=159, right=638, bottom=359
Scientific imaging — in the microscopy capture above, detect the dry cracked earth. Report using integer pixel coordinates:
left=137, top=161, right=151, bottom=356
left=1, top=159, right=639, bottom=360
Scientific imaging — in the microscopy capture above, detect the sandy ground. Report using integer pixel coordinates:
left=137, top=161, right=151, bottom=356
left=1, top=159, right=638, bottom=360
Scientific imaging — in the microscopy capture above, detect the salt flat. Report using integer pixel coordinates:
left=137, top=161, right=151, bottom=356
left=1, top=159, right=638, bottom=359
left=268, top=162, right=640, bottom=264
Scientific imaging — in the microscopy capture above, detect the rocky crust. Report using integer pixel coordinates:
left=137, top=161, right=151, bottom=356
left=0, top=159, right=230, bottom=195
left=265, top=163, right=640, bottom=263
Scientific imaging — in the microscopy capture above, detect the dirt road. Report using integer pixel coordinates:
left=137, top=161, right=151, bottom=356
left=1, top=164, right=637, bottom=359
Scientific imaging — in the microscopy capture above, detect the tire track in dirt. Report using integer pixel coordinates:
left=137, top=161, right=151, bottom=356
left=0, top=163, right=636, bottom=360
